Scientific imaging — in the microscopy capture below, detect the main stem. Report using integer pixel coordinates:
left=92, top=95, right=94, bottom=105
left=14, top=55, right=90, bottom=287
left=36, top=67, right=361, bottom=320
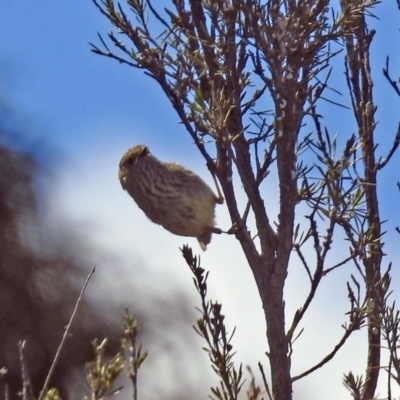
left=263, top=277, right=292, bottom=400
left=244, top=253, right=292, bottom=400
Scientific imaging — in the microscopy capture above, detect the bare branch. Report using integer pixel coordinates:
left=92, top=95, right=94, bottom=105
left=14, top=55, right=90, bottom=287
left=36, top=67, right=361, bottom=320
left=292, top=313, right=365, bottom=382
left=38, top=267, right=96, bottom=400
left=383, top=56, right=400, bottom=96
left=376, top=122, right=400, bottom=170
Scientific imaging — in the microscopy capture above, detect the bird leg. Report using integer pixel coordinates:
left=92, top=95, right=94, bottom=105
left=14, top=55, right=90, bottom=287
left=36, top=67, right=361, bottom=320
left=212, top=173, right=225, bottom=204
left=206, top=160, right=238, bottom=236
left=208, top=224, right=237, bottom=236
left=206, top=160, right=238, bottom=235
left=207, top=160, right=224, bottom=204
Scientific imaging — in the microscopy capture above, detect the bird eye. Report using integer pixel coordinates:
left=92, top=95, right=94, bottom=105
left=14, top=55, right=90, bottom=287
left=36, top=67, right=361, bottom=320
left=125, top=157, right=135, bottom=166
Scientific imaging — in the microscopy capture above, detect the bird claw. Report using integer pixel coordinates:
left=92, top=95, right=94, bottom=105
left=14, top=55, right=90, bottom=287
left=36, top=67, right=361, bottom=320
left=226, top=222, right=239, bottom=235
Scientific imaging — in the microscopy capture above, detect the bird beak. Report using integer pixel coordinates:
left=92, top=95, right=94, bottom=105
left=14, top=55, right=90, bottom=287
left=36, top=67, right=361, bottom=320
left=119, top=171, right=127, bottom=189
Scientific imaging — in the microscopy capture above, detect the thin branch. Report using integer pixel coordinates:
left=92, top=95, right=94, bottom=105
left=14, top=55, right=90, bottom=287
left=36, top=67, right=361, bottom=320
left=286, top=212, right=324, bottom=345
left=258, top=362, right=273, bottom=400
left=19, top=342, right=34, bottom=400
left=242, top=84, right=269, bottom=115
left=323, top=252, right=357, bottom=276
left=376, top=122, right=400, bottom=170
left=293, top=245, right=313, bottom=283
left=38, top=266, right=96, bottom=400
left=383, top=56, right=400, bottom=96
left=89, top=32, right=143, bottom=69
left=292, top=317, right=363, bottom=382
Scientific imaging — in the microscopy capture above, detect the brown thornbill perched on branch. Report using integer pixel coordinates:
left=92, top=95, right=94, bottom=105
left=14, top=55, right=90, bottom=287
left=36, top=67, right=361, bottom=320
left=118, top=145, right=224, bottom=250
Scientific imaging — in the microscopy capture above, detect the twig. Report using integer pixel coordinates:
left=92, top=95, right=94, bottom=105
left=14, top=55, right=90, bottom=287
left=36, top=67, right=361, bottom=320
left=19, top=342, right=33, bottom=400
left=376, top=122, right=400, bottom=170
left=293, top=245, right=312, bottom=282
left=383, top=56, right=400, bottom=96
left=322, top=253, right=356, bottom=276
left=258, top=362, right=273, bottom=400
left=38, top=266, right=96, bottom=400
left=292, top=316, right=363, bottom=382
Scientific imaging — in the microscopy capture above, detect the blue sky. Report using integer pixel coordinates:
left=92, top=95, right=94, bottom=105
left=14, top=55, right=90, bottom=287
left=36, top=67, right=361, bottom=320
left=0, top=1, right=197, bottom=158
left=1, top=1, right=400, bottom=399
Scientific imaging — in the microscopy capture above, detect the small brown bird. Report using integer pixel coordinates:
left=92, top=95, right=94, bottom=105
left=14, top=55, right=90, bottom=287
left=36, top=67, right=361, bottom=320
left=118, top=145, right=223, bottom=250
